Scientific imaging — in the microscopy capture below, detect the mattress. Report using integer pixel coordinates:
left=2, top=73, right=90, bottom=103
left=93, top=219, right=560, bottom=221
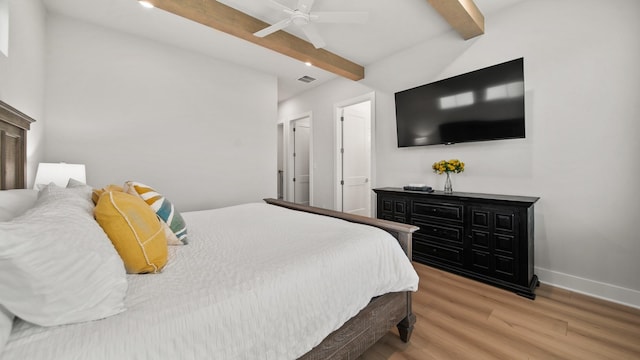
left=3, top=203, right=418, bottom=359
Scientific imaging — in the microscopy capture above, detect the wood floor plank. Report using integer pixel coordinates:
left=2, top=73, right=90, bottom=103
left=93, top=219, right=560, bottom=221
left=532, top=294, right=640, bottom=348
left=537, top=283, right=640, bottom=326
left=358, top=263, right=640, bottom=360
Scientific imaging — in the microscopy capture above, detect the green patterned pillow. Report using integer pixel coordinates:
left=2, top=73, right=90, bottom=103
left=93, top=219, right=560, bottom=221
left=123, top=181, right=188, bottom=245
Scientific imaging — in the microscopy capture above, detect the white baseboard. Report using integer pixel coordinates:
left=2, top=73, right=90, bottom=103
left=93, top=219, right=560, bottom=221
left=535, top=266, right=640, bottom=309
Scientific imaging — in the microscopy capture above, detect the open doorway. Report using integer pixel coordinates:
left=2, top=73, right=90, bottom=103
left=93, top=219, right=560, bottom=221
left=288, top=115, right=312, bottom=205
left=335, top=94, right=374, bottom=216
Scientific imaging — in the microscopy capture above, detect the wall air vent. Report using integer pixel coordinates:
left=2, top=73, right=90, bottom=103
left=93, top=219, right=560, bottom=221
left=298, top=75, right=316, bottom=83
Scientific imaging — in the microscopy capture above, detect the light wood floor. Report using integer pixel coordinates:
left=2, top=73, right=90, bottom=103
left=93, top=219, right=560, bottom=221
left=359, top=262, right=640, bottom=360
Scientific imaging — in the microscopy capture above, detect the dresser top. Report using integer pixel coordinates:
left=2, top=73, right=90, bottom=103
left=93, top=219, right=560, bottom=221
left=374, top=187, right=539, bottom=206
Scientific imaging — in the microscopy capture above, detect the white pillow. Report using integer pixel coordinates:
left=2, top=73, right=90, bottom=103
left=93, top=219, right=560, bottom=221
left=0, top=305, right=13, bottom=355
left=0, top=184, right=128, bottom=327
left=0, top=189, right=38, bottom=221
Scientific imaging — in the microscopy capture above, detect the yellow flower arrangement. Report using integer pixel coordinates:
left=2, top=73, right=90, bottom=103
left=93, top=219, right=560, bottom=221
left=432, top=159, right=465, bottom=174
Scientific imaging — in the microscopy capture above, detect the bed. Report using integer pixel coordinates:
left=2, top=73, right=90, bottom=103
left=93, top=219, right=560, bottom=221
left=0, top=101, right=419, bottom=359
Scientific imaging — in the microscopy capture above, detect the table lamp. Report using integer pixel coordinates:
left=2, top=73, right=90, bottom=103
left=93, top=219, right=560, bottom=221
left=33, top=162, right=86, bottom=189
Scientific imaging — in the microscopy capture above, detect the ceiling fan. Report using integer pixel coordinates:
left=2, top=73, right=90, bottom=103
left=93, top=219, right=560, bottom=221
left=253, top=0, right=368, bottom=49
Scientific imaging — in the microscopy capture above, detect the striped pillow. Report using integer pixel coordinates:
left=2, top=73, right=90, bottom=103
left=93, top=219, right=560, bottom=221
left=124, top=181, right=188, bottom=245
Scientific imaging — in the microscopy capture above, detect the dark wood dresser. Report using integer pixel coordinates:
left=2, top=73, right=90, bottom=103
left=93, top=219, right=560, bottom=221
left=374, top=187, right=539, bottom=299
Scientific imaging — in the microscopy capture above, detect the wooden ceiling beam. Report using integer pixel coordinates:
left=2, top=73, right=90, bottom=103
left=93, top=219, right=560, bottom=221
left=426, top=0, right=484, bottom=40
left=144, top=0, right=364, bottom=81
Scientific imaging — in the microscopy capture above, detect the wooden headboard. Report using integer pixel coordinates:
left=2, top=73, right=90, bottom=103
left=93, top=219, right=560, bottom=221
left=0, top=100, right=35, bottom=190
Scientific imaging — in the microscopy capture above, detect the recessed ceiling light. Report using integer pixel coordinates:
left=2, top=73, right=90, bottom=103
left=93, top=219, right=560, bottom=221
left=304, top=62, right=312, bottom=67
left=138, top=1, right=154, bottom=9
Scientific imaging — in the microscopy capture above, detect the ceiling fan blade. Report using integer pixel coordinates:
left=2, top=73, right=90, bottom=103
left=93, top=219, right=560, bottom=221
left=269, top=0, right=294, bottom=15
left=296, top=0, right=315, bottom=13
left=311, top=11, right=369, bottom=24
left=254, top=18, right=292, bottom=38
left=300, top=23, right=325, bottom=49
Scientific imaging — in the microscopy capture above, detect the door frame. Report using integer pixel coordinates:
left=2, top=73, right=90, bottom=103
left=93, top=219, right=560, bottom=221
left=286, top=112, right=313, bottom=205
left=333, top=92, right=375, bottom=215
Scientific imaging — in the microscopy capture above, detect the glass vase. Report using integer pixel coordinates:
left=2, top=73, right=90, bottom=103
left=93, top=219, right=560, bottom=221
left=444, top=172, right=453, bottom=194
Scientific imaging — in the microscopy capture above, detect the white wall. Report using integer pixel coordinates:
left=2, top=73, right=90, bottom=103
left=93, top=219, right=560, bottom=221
left=0, top=0, right=45, bottom=184
left=45, top=14, right=278, bottom=211
left=280, top=0, right=640, bottom=307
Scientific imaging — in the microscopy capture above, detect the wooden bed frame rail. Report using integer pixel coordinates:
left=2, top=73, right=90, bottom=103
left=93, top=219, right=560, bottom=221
left=264, top=198, right=419, bottom=360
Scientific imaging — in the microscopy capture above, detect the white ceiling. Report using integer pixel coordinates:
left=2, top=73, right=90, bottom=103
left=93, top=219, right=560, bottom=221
left=42, top=0, right=524, bottom=101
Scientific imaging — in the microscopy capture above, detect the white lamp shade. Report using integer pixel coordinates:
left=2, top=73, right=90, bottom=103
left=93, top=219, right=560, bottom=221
left=34, top=163, right=86, bottom=189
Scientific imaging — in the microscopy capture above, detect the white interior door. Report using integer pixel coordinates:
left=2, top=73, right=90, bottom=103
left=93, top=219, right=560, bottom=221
left=277, top=123, right=284, bottom=199
left=339, top=101, right=371, bottom=216
left=292, top=119, right=310, bottom=205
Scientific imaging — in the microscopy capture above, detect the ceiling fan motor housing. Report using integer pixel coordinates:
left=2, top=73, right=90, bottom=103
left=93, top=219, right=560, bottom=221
left=292, top=11, right=310, bottom=26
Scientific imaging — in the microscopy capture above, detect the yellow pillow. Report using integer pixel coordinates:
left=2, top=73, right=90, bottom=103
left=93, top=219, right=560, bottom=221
left=94, top=191, right=168, bottom=274
left=92, top=184, right=124, bottom=205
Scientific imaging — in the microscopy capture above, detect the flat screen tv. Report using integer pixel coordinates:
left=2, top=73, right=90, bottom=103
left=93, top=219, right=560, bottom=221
left=395, top=58, right=525, bottom=147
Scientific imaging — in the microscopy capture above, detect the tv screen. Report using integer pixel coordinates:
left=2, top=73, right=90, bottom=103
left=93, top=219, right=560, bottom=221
left=395, top=58, right=525, bottom=147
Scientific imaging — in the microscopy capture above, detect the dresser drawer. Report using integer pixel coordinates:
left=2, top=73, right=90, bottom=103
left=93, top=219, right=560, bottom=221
left=414, top=240, right=464, bottom=267
left=412, top=201, right=463, bottom=222
left=413, top=219, right=464, bottom=246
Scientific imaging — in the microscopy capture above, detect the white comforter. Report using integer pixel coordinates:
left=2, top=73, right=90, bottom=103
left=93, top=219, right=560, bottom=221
left=3, top=203, right=418, bottom=360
